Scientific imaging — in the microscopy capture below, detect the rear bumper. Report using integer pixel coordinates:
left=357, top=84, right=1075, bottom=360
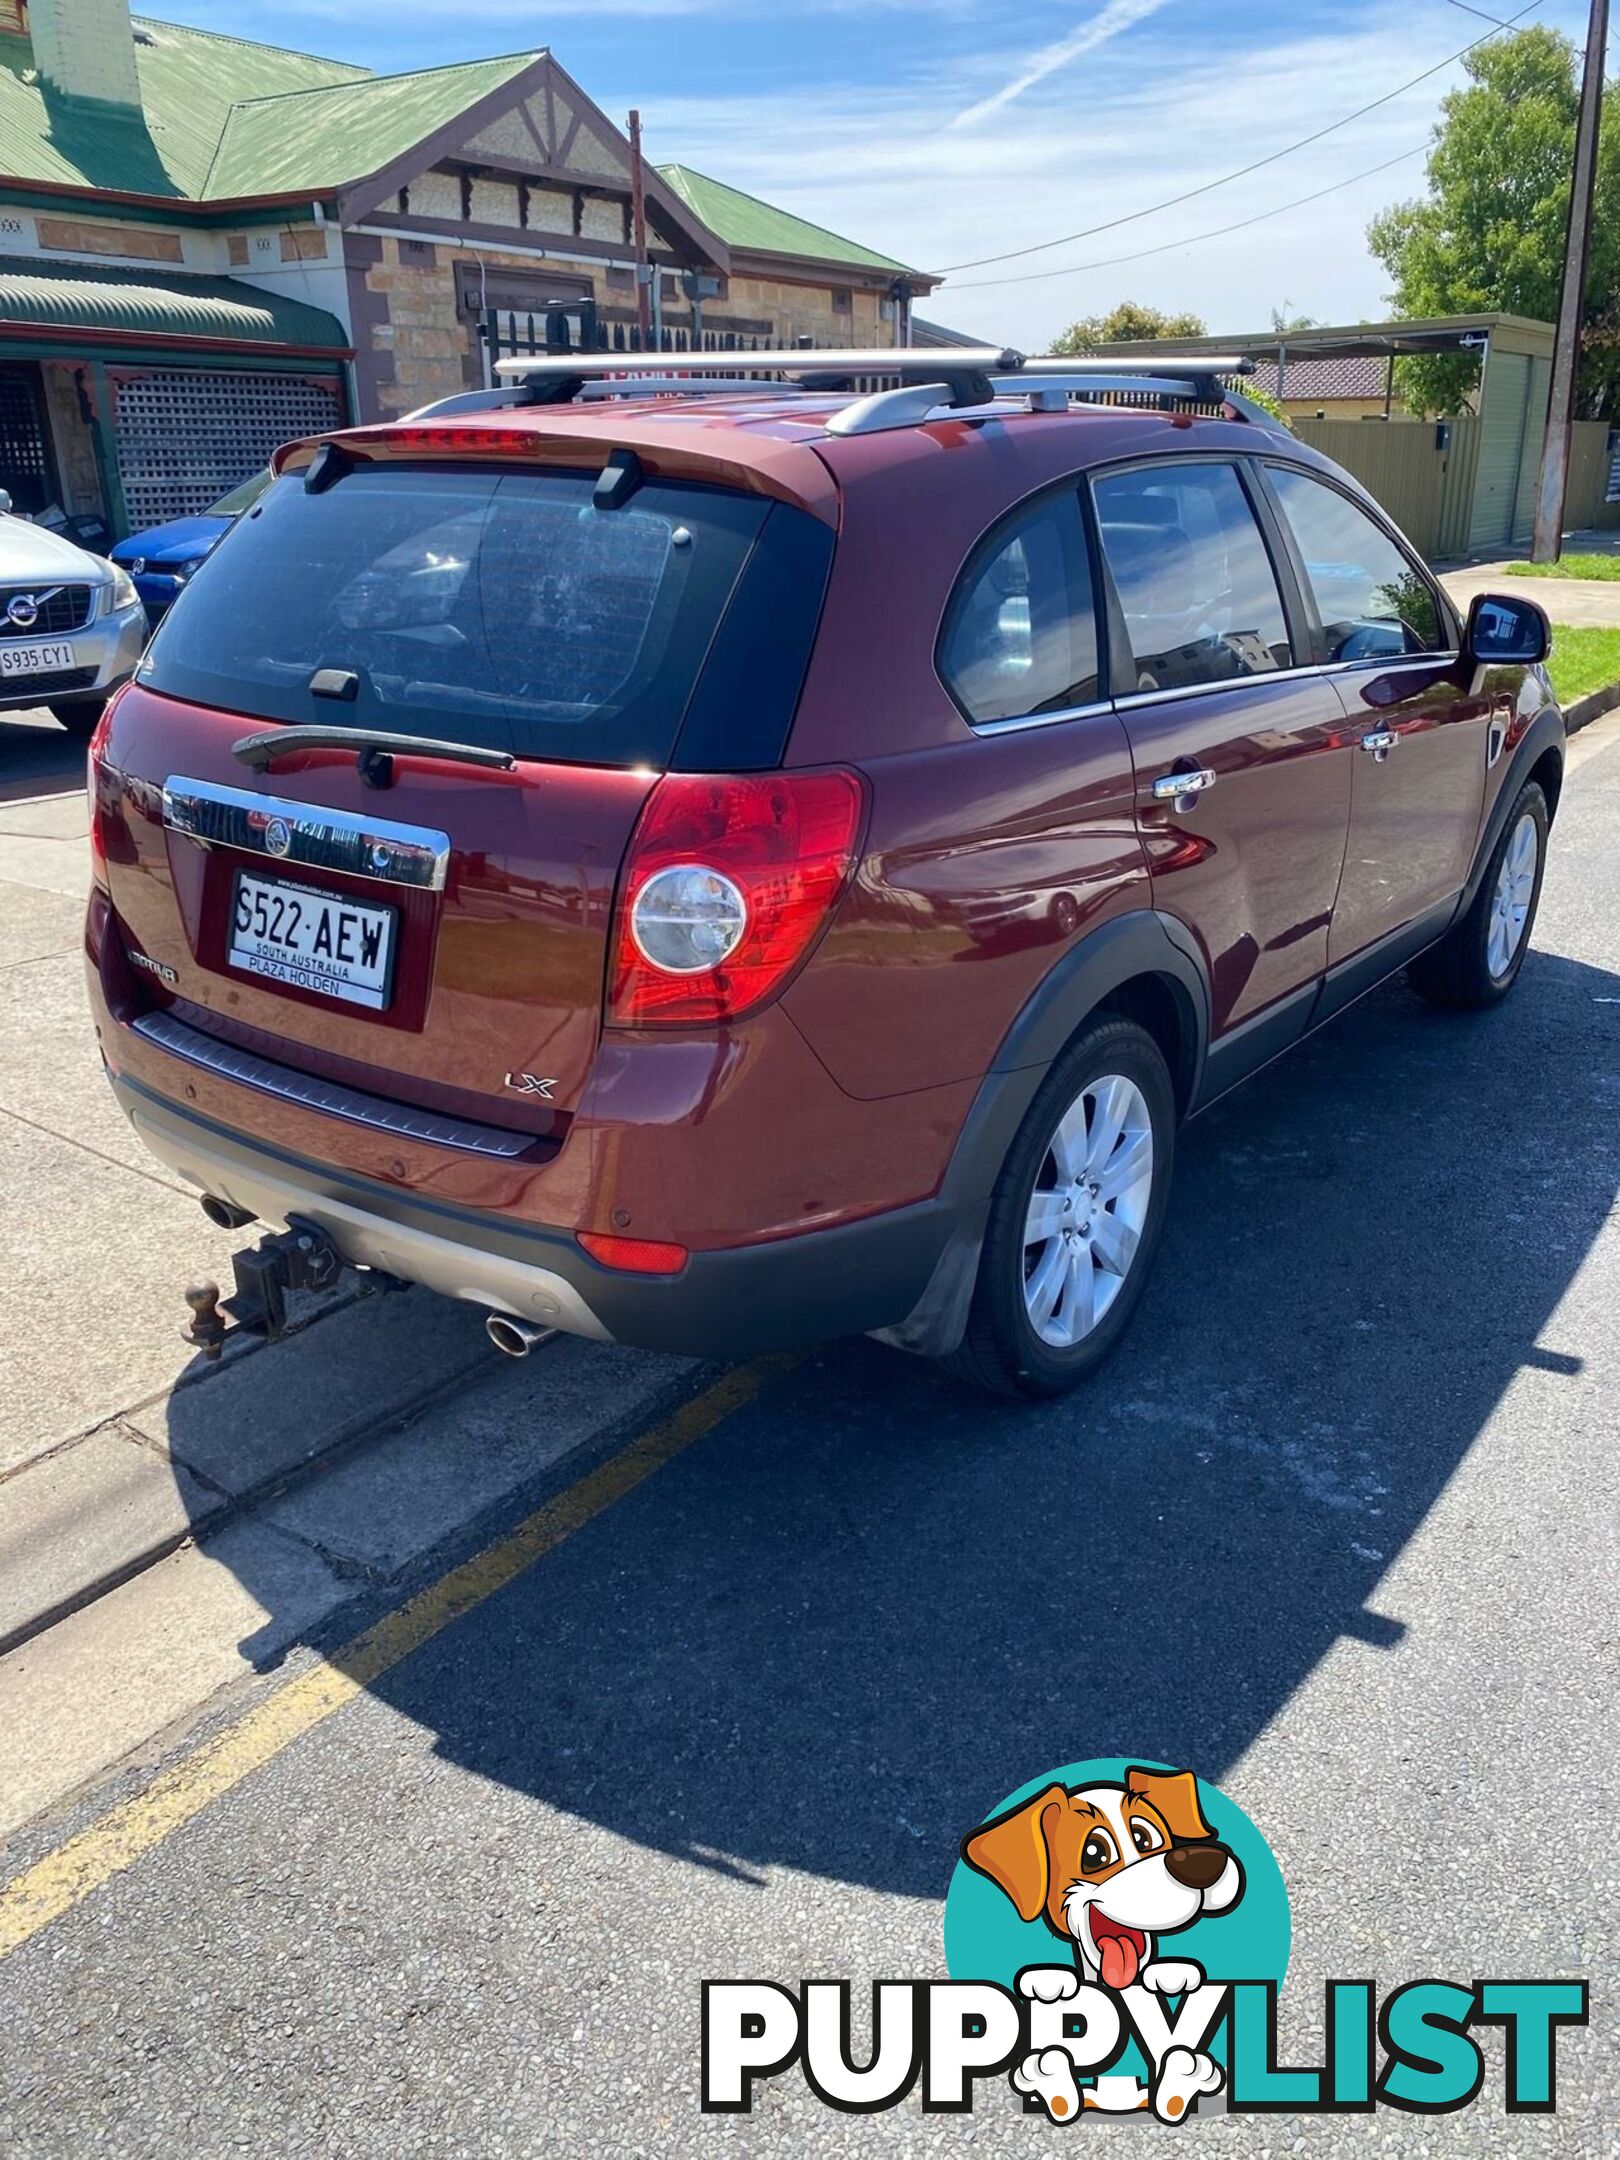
left=112, top=1072, right=965, bottom=1359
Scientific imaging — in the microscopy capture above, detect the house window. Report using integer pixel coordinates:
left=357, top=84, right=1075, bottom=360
left=831, top=288, right=853, bottom=315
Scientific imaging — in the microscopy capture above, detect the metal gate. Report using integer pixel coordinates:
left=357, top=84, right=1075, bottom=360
left=112, top=368, right=344, bottom=527
left=0, top=367, right=56, bottom=515
left=480, top=303, right=771, bottom=385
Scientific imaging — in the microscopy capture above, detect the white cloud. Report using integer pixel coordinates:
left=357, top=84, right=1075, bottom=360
left=949, top=0, right=1168, bottom=130
left=150, top=0, right=1593, bottom=351
left=627, top=0, right=1597, bottom=350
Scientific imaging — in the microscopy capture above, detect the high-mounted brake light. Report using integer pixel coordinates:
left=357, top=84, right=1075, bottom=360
left=276, top=426, right=554, bottom=479
left=608, top=768, right=865, bottom=1026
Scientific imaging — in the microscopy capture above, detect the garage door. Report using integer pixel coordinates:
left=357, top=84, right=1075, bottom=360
left=112, top=368, right=343, bottom=528
left=1468, top=350, right=1530, bottom=555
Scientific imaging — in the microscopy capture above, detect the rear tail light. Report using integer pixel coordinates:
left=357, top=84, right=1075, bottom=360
left=86, top=702, right=114, bottom=890
left=608, top=768, right=865, bottom=1026
left=578, top=1231, right=688, bottom=1274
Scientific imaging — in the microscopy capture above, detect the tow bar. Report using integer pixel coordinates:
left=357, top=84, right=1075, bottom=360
left=183, top=1214, right=404, bottom=1360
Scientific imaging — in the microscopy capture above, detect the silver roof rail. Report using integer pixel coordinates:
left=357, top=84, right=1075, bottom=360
left=823, top=380, right=974, bottom=435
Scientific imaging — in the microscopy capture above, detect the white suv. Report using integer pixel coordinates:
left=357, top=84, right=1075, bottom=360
left=0, top=490, right=145, bottom=737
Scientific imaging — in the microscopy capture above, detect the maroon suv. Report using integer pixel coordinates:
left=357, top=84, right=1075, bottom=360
left=84, top=348, right=1560, bottom=1397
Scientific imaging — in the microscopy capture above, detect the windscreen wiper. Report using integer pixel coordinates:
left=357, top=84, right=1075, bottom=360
left=231, top=723, right=516, bottom=788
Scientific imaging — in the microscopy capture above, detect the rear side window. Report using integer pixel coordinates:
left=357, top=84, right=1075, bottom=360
left=1093, top=461, right=1291, bottom=693
left=1266, top=465, right=1446, bottom=659
left=939, top=491, right=1100, bottom=725
left=141, top=466, right=770, bottom=766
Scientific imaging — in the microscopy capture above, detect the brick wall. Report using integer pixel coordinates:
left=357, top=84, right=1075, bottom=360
left=726, top=274, right=889, bottom=349
left=357, top=238, right=468, bottom=415
left=352, top=230, right=906, bottom=420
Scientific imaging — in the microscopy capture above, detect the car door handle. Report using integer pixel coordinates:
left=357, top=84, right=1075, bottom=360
left=1361, top=729, right=1399, bottom=760
left=1151, top=767, right=1217, bottom=803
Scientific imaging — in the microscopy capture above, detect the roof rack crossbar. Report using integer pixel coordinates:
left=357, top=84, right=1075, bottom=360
left=493, top=345, right=1023, bottom=381
left=574, top=376, right=812, bottom=399
left=826, top=365, right=1266, bottom=438
left=413, top=348, right=1268, bottom=436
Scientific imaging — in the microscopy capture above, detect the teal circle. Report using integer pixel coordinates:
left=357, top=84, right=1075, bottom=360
left=943, top=1758, right=1289, bottom=2002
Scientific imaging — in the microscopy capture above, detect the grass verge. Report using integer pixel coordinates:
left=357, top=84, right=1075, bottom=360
left=1546, top=624, right=1620, bottom=704
left=1504, top=551, right=1620, bottom=581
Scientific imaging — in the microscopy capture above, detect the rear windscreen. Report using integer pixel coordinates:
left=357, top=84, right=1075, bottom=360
left=140, top=465, right=771, bottom=766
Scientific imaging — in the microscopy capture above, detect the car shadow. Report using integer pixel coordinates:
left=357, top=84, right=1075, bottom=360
left=0, top=713, right=85, bottom=804
left=214, top=944, right=1616, bottom=1899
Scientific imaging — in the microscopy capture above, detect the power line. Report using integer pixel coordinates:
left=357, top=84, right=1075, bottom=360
left=945, top=142, right=1428, bottom=292
left=932, top=0, right=1539, bottom=274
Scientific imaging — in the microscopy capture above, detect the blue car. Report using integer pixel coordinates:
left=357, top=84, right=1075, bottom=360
left=111, top=469, right=271, bottom=627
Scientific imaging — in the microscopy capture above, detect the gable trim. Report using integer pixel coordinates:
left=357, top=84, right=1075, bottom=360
left=337, top=53, right=728, bottom=272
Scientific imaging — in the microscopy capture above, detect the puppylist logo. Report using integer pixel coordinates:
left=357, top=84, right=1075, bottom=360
left=702, top=1759, right=1586, bottom=2123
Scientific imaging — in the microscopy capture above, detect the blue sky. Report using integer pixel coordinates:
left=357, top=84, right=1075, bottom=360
left=143, top=0, right=1592, bottom=347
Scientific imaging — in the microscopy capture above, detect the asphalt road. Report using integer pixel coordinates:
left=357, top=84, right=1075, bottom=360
left=1, top=718, right=1617, bottom=2154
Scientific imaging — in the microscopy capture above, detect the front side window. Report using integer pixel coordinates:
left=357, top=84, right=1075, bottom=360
left=1093, top=461, right=1292, bottom=693
left=1267, top=465, right=1446, bottom=661
left=939, top=492, right=1100, bottom=725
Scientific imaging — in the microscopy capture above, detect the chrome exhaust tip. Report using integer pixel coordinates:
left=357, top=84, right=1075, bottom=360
left=486, top=1313, right=555, bottom=1358
left=200, top=1193, right=256, bottom=1231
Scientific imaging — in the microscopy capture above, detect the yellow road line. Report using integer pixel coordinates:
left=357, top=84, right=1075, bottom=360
left=0, top=1351, right=800, bottom=1962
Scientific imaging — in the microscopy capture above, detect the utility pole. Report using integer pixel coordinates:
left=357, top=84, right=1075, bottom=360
left=628, top=108, right=652, bottom=348
left=1531, top=0, right=1609, bottom=562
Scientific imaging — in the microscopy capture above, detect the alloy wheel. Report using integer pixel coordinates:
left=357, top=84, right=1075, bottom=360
left=1022, top=1072, right=1155, bottom=1348
left=1487, top=810, right=1538, bottom=979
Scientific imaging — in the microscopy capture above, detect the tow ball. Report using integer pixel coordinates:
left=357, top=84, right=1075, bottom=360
left=183, top=1214, right=399, bottom=1361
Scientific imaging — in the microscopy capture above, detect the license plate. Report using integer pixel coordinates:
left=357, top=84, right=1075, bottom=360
left=229, top=872, right=395, bottom=1010
left=0, top=640, right=75, bottom=678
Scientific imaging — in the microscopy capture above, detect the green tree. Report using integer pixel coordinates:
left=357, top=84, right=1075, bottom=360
left=1051, top=300, right=1208, bottom=353
left=1234, top=376, right=1287, bottom=425
left=1368, top=25, right=1620, bottom=417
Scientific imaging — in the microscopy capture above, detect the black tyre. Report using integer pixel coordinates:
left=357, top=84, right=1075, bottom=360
left=1407, top=780, right=1548, bottom=1010
left=49, top=699, right=106, bottom=739
left=943, top=1015, right=1177, bottom=1401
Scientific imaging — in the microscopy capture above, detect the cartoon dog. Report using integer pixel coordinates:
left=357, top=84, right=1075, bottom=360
left=962, top=1766, right=1244, bottom=2123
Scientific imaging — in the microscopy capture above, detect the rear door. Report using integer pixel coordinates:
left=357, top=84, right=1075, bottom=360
left=1260, top=463, right=1487, bottom=975
left=98, top=457, right=785, bottom=1132
left=1092, top=456, right=1352, bottom=1047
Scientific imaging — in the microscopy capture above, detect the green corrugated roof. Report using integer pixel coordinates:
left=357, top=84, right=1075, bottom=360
left=657, top=163, right=914, bottom=275
left=0, top=13, right=914, bottom=286
left=0, top=253, right=347, bottom=347
left=204, top=52, right=537, bottom=199
left=0, top=17, right=365, bottom=199
left=0, top=16, right=535, bottom=205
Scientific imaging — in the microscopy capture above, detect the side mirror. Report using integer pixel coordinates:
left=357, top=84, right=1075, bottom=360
left=0, top=489, right=13, bottom=517
left=1466, top=591, right=1549, bottom=666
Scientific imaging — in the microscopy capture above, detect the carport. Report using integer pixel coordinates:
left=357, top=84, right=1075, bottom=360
left=0, top=255, right=352, bottom=539
left=1093, top=314, right=1589, bottom=559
